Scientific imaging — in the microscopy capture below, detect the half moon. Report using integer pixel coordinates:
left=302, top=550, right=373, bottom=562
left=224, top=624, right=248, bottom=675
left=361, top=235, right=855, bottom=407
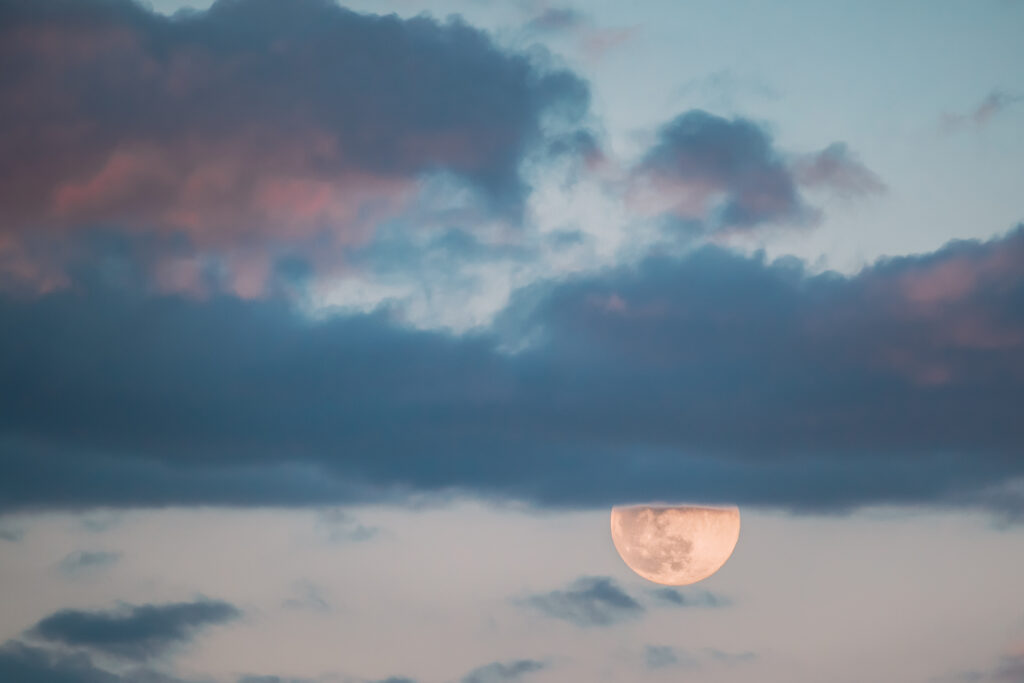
left=610, top=504, right=740, bottom=586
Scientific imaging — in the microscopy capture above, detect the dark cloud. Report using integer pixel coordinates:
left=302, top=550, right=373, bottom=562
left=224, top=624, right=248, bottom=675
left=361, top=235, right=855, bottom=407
left=0, top=0, right=589, bottom=248
left=642, top=645, right=753, bottom=671
left=650, top=588, right=730, bottom=608
left=460, top=659, right=546, bottom=683
left=27, top=600, right=241, bottom=660
left=0, top=227, right=1023, bottom=514
left=633, top=110, right=814, bottom=229
left=0, top=640, right=191, bottom=683
left=524, top=577, right=643, bottom=627
left=57, top=551, right=120, bottom=576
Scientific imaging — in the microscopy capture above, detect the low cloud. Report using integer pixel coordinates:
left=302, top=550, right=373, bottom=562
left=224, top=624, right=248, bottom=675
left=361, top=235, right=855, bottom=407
left=282, top=581, right=332, bottom=614
left=649, top=588, right=730, bottom=608
left=0, top=640, right=194, bottom=683
left=524, top=577, right=643, bottom=627
left=316, top=509, right=380, bottom=544
left=642, top=645, right=754, bottom=671
left=793, top=143, right=887, bottom=198
left=58, top=551, right=120, bottom=576
left=460, top=659, right=546, bottom=683
left=524, top=7, right=586, bottom=33
left=27, top=599, right=241, bottom=660
left=942, top=90, right=1023, bottom=131
left=0, top=522, right=23, bottom=542
left=645, top=645, right=685, bottom=669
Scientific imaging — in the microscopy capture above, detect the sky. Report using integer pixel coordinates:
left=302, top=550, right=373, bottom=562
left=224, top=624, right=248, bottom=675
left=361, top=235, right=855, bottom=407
left=0, top=0, right=1023, bottom=682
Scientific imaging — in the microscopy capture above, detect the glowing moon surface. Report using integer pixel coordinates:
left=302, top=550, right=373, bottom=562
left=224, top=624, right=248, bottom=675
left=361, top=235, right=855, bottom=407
left=610, top=504, right=740, bottom=585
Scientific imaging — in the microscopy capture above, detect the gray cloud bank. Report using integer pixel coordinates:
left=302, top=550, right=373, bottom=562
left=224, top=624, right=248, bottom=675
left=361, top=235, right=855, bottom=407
left=1, top=226, right=1023, bottom=514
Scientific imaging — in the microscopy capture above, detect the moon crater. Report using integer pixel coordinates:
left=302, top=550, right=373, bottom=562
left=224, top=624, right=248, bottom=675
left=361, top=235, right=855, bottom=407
left=610, top=504, right=740, bottom=586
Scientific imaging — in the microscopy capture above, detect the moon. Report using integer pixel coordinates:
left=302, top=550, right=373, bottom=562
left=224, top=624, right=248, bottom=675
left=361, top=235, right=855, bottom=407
left=610, top=504, right=740, bottom=585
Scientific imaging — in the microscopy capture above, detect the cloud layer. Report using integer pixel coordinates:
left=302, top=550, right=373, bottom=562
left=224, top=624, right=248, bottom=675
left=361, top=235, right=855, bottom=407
left=1, top=225, right=1021, bottom=513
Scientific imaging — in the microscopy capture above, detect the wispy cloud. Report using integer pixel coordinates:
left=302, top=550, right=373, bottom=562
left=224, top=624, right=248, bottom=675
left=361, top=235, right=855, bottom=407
left=941, top=90, right=1023, bottom=132
left=649, top=587, right=731, bottom=608
left=523, top=577, right=644, bottom=627
left=57, top=550, right=120, bottom=577
left=461, top=659, right=546, bottom=683
left=0, top=522, right=23, bottom=542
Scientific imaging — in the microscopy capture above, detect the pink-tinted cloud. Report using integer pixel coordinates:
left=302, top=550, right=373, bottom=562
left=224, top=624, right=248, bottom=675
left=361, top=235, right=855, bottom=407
left=580, top=25, right=640, bottom=61
left=0, top=0, right=592, bottom=293
left=793, top=143, right=887, bottom=198
left=941, top=89, right=1023, bottom=132
left=631, top=113, right=882, bottom=233
left=631, top=110, right=819, bottom=230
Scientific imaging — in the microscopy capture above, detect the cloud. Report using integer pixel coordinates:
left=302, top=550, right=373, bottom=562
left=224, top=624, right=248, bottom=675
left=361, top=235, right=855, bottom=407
left=0, top=227, right=1022, bottom=514
left=942, top=654, right=1024, bottom=683
left=942, top=90, right=1023, bottom=131
left=792, top=143, right=887, bottom=198
left=27, top=600, right=241, bottom=660
left=236, top=661, right=544, bottom=683
left=58, top=551, right=120, bottom=577
left=992, top=656, right=1024, bottom=682
left=649, top=588, right=730, bottom=608
left=631, top=110, right=813, bottom=229
left=642, top=645, right=753, bottom=671
left=460, top=659, right=546, bottom=683
left=631, top=110, right=883, bottom=230
left=524, top=7, right=586, bottom=33
left=644, top=645, right=686, bottom=670
left=0, top=0, right=591, bottom=294
left=316, top=509, right=380, bottom=543
left=0, top=640, right=193, bottom=683
left=524, top=577, right=644, bottom=627
left=282, top=580, right=332, bottom=614
left=0, top=522, right=23, bottom=542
